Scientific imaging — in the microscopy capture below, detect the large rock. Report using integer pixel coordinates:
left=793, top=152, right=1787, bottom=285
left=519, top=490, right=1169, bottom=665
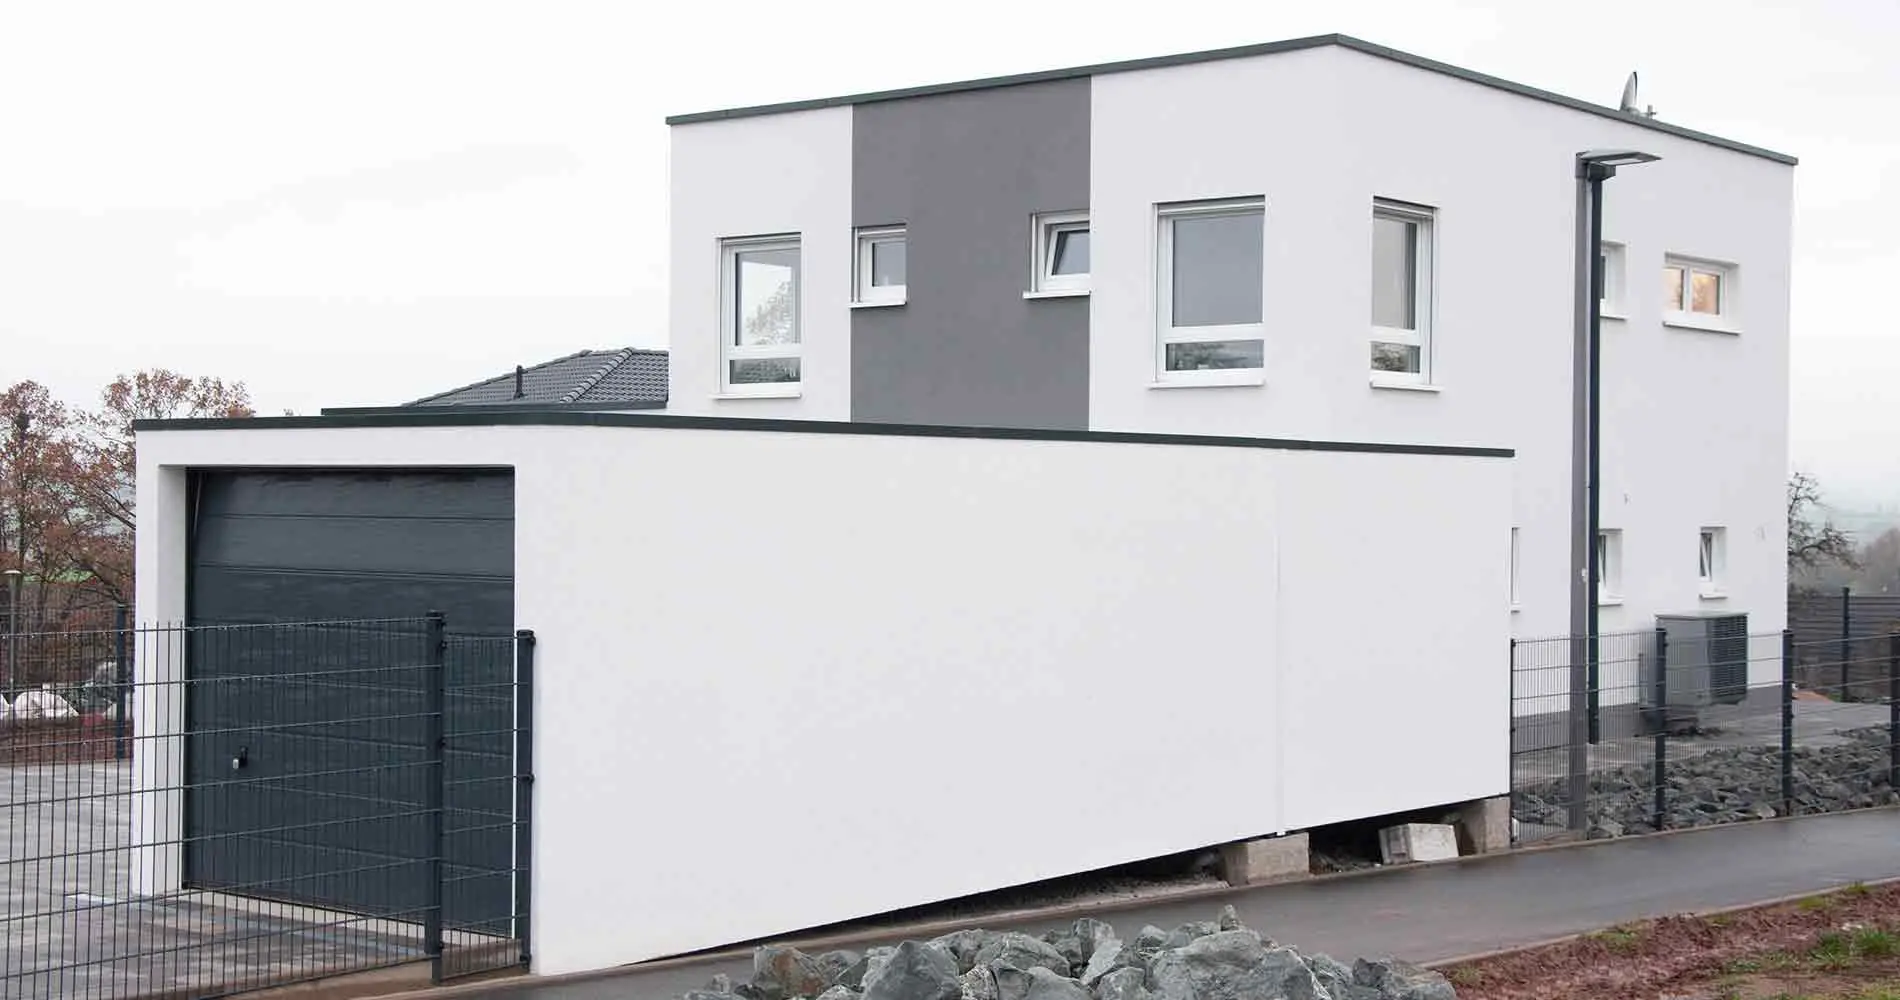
left=817, top=990, right=861, bottom=1000
left=864, top=942, right=962, bottom=1000
left=819, top=951, right=864, bottom=986
left=1306, top=953, right=1378, bottom=1000
left=1022, top=968, right=1090, bottom=1000
left=845, top=946, right=897, bottom=994
left=1045, top=919, right=1117, bottom=974
left=1352, top=957, right=1456, bottom=1000
left=1091, top=967, right=1152, bottom=1000
left=932, top=930, right=1000, bottom=974
left=752, top=945, right=831, bottom=1000
left=1078, top=937, right=1125, bottom=986
left=992, top=962, right=1034, bottom=1000
left=958, top=964, right=999, bottom=1000
left=1148, top=930, right=1268, bottom=1000
left=1163, top=922, right=1222, bottom=949
left=975, top=933, right=1071, bottom=977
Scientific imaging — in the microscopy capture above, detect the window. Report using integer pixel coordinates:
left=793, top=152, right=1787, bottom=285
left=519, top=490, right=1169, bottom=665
left=1599, top=241, right=1626, bottom=317
left=1596, top=529, right=1623, bottom=604
left=1663, top=256, right=1736, bottom=328
left=1510, top=527, right=1521, bottom=610
left=721, top=236, right=801, bottom=393
left=853, top=226, right=906, bottom=306
left=1157, top=198, right=1265, bottom=383
left=1028, top=211, right=1090, bottom=296
left=1698, top=527, right=1727, bottom=597
left=1370, top=200, right=1434, bottom=382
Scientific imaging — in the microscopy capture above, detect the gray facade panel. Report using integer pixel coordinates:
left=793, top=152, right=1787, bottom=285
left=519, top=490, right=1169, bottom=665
left=851, top=78, right=1090, bottom=430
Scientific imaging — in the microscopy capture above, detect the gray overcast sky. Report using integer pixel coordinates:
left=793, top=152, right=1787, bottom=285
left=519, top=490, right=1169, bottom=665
left=2, top=1, right=1893, bottom=501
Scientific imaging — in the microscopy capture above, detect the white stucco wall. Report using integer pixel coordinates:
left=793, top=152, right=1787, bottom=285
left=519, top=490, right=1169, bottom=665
left=135, top=419, right=1509, bottom=975
left=666, top=108, right=852, bottom=421
left=1089, top=47, right=1792, bottom=679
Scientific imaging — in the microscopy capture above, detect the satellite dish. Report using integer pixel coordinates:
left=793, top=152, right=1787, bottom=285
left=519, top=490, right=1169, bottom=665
left=1619, top=72, right=1641, bottom=113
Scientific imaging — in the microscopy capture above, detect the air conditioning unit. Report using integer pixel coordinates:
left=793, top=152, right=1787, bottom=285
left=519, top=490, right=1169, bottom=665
left=1642, top=611, right=1749, bottom=732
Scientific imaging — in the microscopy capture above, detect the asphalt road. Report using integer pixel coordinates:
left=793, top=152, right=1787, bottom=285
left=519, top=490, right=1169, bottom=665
left=462, top=808, right=1900, bottom=1000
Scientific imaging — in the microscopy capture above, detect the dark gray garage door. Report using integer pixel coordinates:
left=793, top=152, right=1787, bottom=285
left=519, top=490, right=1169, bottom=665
left=185, top=468, right=515, bottom=930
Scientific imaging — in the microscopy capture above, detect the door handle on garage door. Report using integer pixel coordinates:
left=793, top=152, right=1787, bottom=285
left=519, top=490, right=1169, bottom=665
left=231, top=746, right=248, bottom=772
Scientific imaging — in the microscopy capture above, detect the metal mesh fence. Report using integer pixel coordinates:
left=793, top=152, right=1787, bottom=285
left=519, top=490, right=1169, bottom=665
left=1512, top=628, right=1899, bottom=845
left=0, top=615, right=533, bottom=998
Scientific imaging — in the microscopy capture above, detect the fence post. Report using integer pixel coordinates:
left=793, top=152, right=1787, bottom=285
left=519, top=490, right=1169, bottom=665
left=1782, top=628, right=1796, bottom=818
left=514, top=629, right=536, bottom=968
left=424, top=611, right=447, bottom=984
left=113, top=605, right=130, bottom=760
left=1888, top=632, right=1898, bottom=795
left=1841, top=586, right=1852, bottom=701
left=1652, top=626, right=1668, bottom=831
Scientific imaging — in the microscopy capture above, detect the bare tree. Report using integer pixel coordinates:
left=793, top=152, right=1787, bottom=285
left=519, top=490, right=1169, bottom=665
left=1788, top=471, right=1858, bottom=584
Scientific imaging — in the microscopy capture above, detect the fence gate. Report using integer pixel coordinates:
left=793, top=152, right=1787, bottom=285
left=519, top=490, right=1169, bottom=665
left=0, top=615, right=534, bottom=998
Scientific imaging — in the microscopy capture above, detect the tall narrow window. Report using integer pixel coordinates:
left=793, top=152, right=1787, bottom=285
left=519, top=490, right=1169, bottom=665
left=1370, top=200, right=1434, bottom=383
left=1599, top=241, right=1627, bottom=317
left=1510, top=527, right=1521, bottom=609
left=1156, top=198, right=1265, bottom=383
left=1698, top=527, right=1726, bottom=596
left=854, top=226, right=906, bottom=306
left=1596, top=529, right=1623, bottom=604
left=1029, top=211, right=1090, bottom=295
left=721, top=236, right=801, bottom=393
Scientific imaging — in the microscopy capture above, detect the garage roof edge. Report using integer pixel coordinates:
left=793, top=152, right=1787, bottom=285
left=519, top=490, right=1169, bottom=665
left=134, top=410, right=1513, bottom=459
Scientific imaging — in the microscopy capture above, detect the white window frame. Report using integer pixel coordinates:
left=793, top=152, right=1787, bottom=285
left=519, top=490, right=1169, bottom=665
left=1598, top=241, right=1627, bottom=318
left=1596, top=529, right=1623, bottom=605
left=1663, top=254, right=1738, bottom=332
left=853, top=225, right=907, bottom=307
left=1510, top=527, right=1521, bottom=611
left=1369, top=199, right=1435, bottom=386
left=1698, top=526, right=1727, bottom=598
left=719, top=234, right=802, bottom=396
left=1155, top=198, right=1266, bottom=386
left=1027, top=210, right=1090, bottom=297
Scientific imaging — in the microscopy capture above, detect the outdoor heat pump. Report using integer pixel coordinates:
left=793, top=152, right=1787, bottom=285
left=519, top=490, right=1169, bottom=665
left=1643, top=612, right=1750, bottom=732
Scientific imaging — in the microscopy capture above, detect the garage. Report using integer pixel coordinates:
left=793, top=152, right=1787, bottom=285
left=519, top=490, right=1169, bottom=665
left=182, top=468, right=515, bottom=928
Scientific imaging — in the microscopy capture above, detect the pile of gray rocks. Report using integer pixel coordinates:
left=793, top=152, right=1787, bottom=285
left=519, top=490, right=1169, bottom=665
left=679, top=906, right=1455, bottom=1000
left=1515, top=726, right=1897, bottom=837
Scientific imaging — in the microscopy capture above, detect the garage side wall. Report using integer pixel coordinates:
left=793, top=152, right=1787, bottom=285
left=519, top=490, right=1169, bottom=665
left=133, top=423, right=1508, bottom=976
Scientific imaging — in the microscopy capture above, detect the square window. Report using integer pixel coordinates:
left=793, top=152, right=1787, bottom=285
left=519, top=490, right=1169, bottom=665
left=1596, top=529, right=1623, bottom=603
left=854, top=226, right=906, bottom=306
left=1599, top=241, right=1627, bottom=316
left=1371, top=200, right=1434, bottom=383
left=1030, top=211, right=1089, bottom=295
left=1664, top=256, right=1736, bottom=327
left=1156, top=199, right=1264, bottom=381
left=720, top=236, right=801, bottom=393
left=1699, top=527, right=1726, bottom=596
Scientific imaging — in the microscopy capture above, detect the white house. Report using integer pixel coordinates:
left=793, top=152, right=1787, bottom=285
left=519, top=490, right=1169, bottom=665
left=664, top=33, right=1795, bottom=688
left=126, top=32, right=1789, bottom=982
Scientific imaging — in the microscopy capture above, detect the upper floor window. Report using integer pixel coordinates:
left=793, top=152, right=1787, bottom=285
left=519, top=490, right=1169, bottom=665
left=1664, top=256, right=1736, bottom=330
left=1370, top=200, right=1434, bottom=384
left=1599, top=241, right=1627, bottom=317
left=1029, top=211, right=1090, bottom=296
left=854, top=226, right=907, bottom=307
left=721, top=236, right=801, bottom=393
left=1156, top=198, right=1265, bottom=384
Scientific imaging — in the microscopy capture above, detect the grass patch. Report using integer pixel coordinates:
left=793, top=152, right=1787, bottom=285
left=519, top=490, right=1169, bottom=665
left=1446, top=965, right=1482, bottom=988
left=1589, top=923, right=1647, bottom=954
left=1842, top=882, right=1874, bottom=899
left=1851, top=926, right=1898, bottom=958
left=1800, top=895, right=1840, bottom=913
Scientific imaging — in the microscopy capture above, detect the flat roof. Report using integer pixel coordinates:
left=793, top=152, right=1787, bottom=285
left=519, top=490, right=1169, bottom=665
left=134, top=410, right=1513, bottom=460
left=665, top=33, right=1796, bottom=166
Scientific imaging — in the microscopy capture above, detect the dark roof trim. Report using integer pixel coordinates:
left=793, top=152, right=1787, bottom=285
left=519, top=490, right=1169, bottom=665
left=665, top=33, right=1796, bottom=166
left=321, top=400, right=669, bottom=417
left=135, top=410, right=1513, bottom=459
left=404, top=349, right=601, bottom=407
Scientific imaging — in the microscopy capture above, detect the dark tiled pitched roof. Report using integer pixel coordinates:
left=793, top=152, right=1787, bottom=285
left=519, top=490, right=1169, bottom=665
left=406, top=349, right=668, bottom=408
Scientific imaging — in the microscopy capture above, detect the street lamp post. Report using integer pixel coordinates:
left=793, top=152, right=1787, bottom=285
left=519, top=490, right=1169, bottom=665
left=1567, top=148, right=1660, bottom=833
left=3, top=568, right=20, bottom=698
